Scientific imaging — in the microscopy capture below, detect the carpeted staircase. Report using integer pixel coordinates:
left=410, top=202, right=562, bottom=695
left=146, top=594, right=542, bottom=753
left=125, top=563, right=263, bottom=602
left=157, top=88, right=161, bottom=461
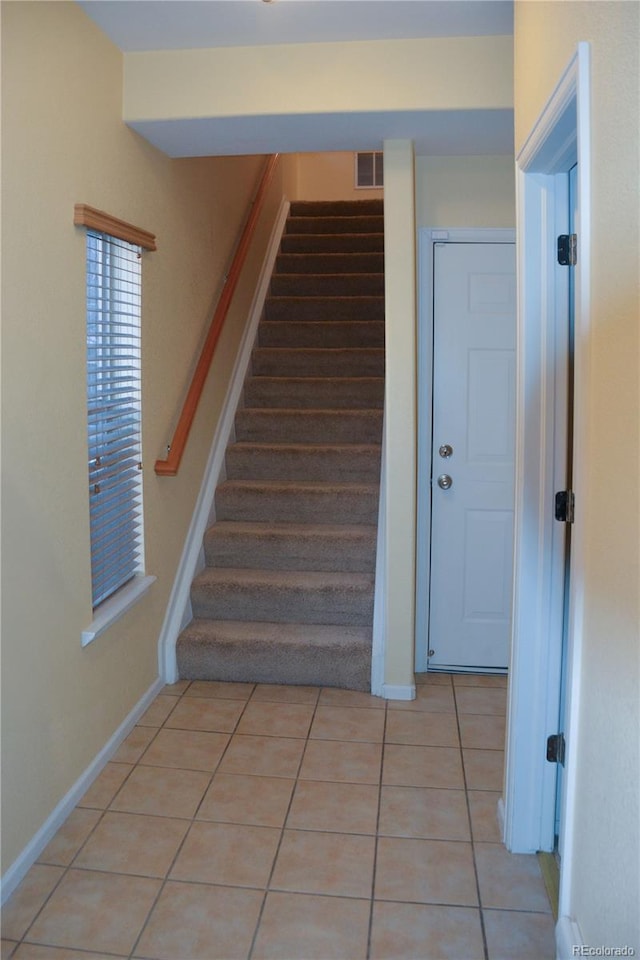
left=176, top=199, right=385, bottom=691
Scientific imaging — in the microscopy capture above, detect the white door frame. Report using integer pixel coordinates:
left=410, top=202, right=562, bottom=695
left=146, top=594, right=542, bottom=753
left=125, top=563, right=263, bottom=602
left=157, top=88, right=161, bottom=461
left=503, top=42, right=591, bottom=943
left=415, top=228, right=516, bottom=674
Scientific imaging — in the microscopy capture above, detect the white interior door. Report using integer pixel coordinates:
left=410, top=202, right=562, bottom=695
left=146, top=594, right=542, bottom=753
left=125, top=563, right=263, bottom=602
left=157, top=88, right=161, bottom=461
left=428, top=242, right=516, bottom=671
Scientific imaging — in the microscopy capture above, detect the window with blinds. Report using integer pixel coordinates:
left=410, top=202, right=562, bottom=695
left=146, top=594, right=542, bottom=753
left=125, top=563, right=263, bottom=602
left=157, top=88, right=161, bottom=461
left=86, top=230, right=144, bottom=609
left=355, top=151, right=384, bottom=189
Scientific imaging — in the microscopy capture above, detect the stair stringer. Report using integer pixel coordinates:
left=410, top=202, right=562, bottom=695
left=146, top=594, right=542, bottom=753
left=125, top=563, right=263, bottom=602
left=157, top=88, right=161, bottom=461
left=158, top=198, right=290, bottom=683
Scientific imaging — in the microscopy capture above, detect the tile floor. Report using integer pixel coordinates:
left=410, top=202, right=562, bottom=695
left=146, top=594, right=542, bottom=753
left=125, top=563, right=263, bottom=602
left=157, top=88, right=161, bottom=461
left=2, top=673, right=556, bottom=960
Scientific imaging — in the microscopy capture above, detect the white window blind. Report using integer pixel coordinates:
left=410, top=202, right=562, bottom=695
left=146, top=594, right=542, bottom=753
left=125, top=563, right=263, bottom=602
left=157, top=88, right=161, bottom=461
left=86, top=230, right=144, bottom=609
left=356, top=151, right=384, bottom=189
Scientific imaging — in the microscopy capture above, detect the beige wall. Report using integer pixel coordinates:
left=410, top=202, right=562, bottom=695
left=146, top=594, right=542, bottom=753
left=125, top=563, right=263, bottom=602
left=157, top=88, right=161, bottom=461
left=293, top=152, right=384, bottom=202
left=0, top=0, right=292, bottom=872
left=416, top=155, right=515, bottom=227
left=515, top=2, right=639, bottom=947
left=124, top=36, right=513, bottom=123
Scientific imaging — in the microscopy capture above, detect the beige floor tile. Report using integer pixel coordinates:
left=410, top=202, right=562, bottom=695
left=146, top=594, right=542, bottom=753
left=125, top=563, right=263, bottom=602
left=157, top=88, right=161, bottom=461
left=251, top=684, right=320, bottom=704
left=38, top=808, right=102, bottom=866
left=217, top=734, right=305, bottom=778
left=163, top=696, right=244, bottom=733
left=170, top=821, right=280, bottom=888
left=463, top=749, right=505, bottom=791
left=184, top=680, right=255, bottom=700
left=468, top=791, right=503, bottom=842
left=197, top=773, right=295, bottom=827
left=375, top=837, right=478, bottom=906
left=235, top=701, right=315, bottom=739
left=73, top=811, right=189, bottom=877
left=382, top=744, right=464, bottom=789
left=484, top=908, right=556, bottom=959
left=252, top=891, right=370, bottom=960
left=109, top=764, right=210, bottom=819
left=112, top=726, right=157, bottom=764
left=385, top=709, right=459, bottom=747
left=309, top=705, right=385, bottom=742
left=287, top=780, right=379, bottom=834
left=475, top=842, right=552, bottom=912
left=415, top=672, right=453, bottom=686
left=318, top=688, right=385, bottom=709
left=1, top=942, right=17, bottom=960
left=459, top=713, right=506, bottom=749
left=379, top=786, right=470, bottom=841
left=15, top=946, right=126, bottom=959
left=78, top=763, right=133, bottom=809
left=133, top=881, right=263, bottom=960
left=139, top=728, right=229, bottom=772
left=453, top=673, right=508, bottom=688
left=299, top=739, right=382, bottom=784
left=163, top=679, right=191, bottom=694
left=455, top=686, right=507, bottom=716
left=369, top=901, right=484, bottom=960
left=271, top=830, right=375, bottom=898
left=388, top=684, right=456, bottom=713
left=138, top=695, right=180, bottom=727
left=26, top=869, right=160, bottom=955
left=1, top=865, right=64, bottom=941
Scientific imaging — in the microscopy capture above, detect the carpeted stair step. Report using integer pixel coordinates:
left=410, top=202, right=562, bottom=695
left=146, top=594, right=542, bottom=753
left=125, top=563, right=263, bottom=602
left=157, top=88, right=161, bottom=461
left=190, top=567, right=374, bottom=626
left=243, top=376, right=384, bottom=410
left=289, top=200, right=383, bottom=217
left=286, top=215, right=384, bottom=235
left=203, top=521, right=377, bottom=572
left=251, top=347, right=384, bottom=378
left=225, top=442, right=381, bottom=483
left=176, top=619, right=372, bottom=691
left=275, top=252, right=384, bottom=275
left=215, top=479, right=379, bottom=525
left=271, top=273, right=384, bottom=298
left=281, top=233, right=384, bottom=255
left=264, top=296, right=384, bottom=322
left=235, top=408, right=382, bottom=444
left=177, top=197, right=385, bottom=692
left=258, top=321, right=384, bottom=349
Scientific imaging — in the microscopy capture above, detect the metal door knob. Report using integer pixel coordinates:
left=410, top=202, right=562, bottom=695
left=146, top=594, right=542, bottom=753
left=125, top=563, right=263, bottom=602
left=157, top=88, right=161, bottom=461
left=437, top=474, right=453, bottom=490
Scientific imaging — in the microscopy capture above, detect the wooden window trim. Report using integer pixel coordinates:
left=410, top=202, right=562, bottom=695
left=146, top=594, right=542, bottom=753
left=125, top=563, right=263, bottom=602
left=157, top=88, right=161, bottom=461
left=74, top=204, right=156, bottom=251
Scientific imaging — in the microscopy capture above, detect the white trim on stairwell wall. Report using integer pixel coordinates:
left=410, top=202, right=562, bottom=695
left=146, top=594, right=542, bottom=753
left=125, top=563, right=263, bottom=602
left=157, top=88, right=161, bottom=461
left=158, top=198, right=290, bottom=684
left=1, top=676, right=164, bottom=905
left=370, top=411, right=386, bottom=697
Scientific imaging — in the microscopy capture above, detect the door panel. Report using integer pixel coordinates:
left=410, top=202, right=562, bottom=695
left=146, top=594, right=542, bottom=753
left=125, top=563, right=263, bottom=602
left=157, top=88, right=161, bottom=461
left=429, top=242, right=516, bottom=671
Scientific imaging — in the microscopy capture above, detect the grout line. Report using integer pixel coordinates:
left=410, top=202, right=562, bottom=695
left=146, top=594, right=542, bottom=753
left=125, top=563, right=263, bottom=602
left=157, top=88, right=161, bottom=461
left=127, top=682, right=256, bottom=960
left=452, top=675, right=490, bottom=960
left=246, top=686, right=324, bottom=960
left=366, top=699, right=388, bottom=959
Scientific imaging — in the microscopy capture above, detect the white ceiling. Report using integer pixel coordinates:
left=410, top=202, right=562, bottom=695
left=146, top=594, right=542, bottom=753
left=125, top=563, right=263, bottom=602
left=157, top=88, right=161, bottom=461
left=78, top=0, right=515, bottom=158
left=78, top=1, right=513, bottom=52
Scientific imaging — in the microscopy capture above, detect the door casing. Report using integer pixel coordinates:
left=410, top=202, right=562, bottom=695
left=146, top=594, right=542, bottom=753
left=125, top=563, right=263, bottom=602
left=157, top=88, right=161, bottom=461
left=503, top=43, right=591, bottom=949
left=415, top=228, right=516, bottom=675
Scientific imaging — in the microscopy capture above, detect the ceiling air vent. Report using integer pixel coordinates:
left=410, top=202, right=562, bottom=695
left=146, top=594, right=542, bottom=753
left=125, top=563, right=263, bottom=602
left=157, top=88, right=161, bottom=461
left=355, top=151, right=384, bottom=189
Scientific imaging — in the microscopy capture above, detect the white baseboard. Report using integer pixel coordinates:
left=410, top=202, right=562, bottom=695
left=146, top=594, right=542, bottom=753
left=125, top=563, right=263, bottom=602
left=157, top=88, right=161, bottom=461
left=158, top=197, right=290, bottom=683
left=1, top=676, right=163, bottom=905
left=497, top=795, right=506, bottom=841
left=556, top=915, right=585, bottom=959
left=383, top=684, right=416, bottom=701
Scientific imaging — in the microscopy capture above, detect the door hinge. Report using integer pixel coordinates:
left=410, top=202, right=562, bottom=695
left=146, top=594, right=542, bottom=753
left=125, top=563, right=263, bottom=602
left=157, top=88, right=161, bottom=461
left=555, top=490, right=575, bottom=523
left=546, top=733, right=566, bottom=765
left=557, top=234, right=578, bottom=266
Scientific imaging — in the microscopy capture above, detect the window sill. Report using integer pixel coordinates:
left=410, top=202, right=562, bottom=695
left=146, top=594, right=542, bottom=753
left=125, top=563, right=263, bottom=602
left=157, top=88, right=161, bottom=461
left=81, top=574, right=156, bottom=647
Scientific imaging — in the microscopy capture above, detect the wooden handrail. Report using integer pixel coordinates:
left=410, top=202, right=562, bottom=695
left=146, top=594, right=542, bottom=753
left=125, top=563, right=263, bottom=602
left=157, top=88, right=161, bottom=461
left=155, top=153, right=280, bottom=477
